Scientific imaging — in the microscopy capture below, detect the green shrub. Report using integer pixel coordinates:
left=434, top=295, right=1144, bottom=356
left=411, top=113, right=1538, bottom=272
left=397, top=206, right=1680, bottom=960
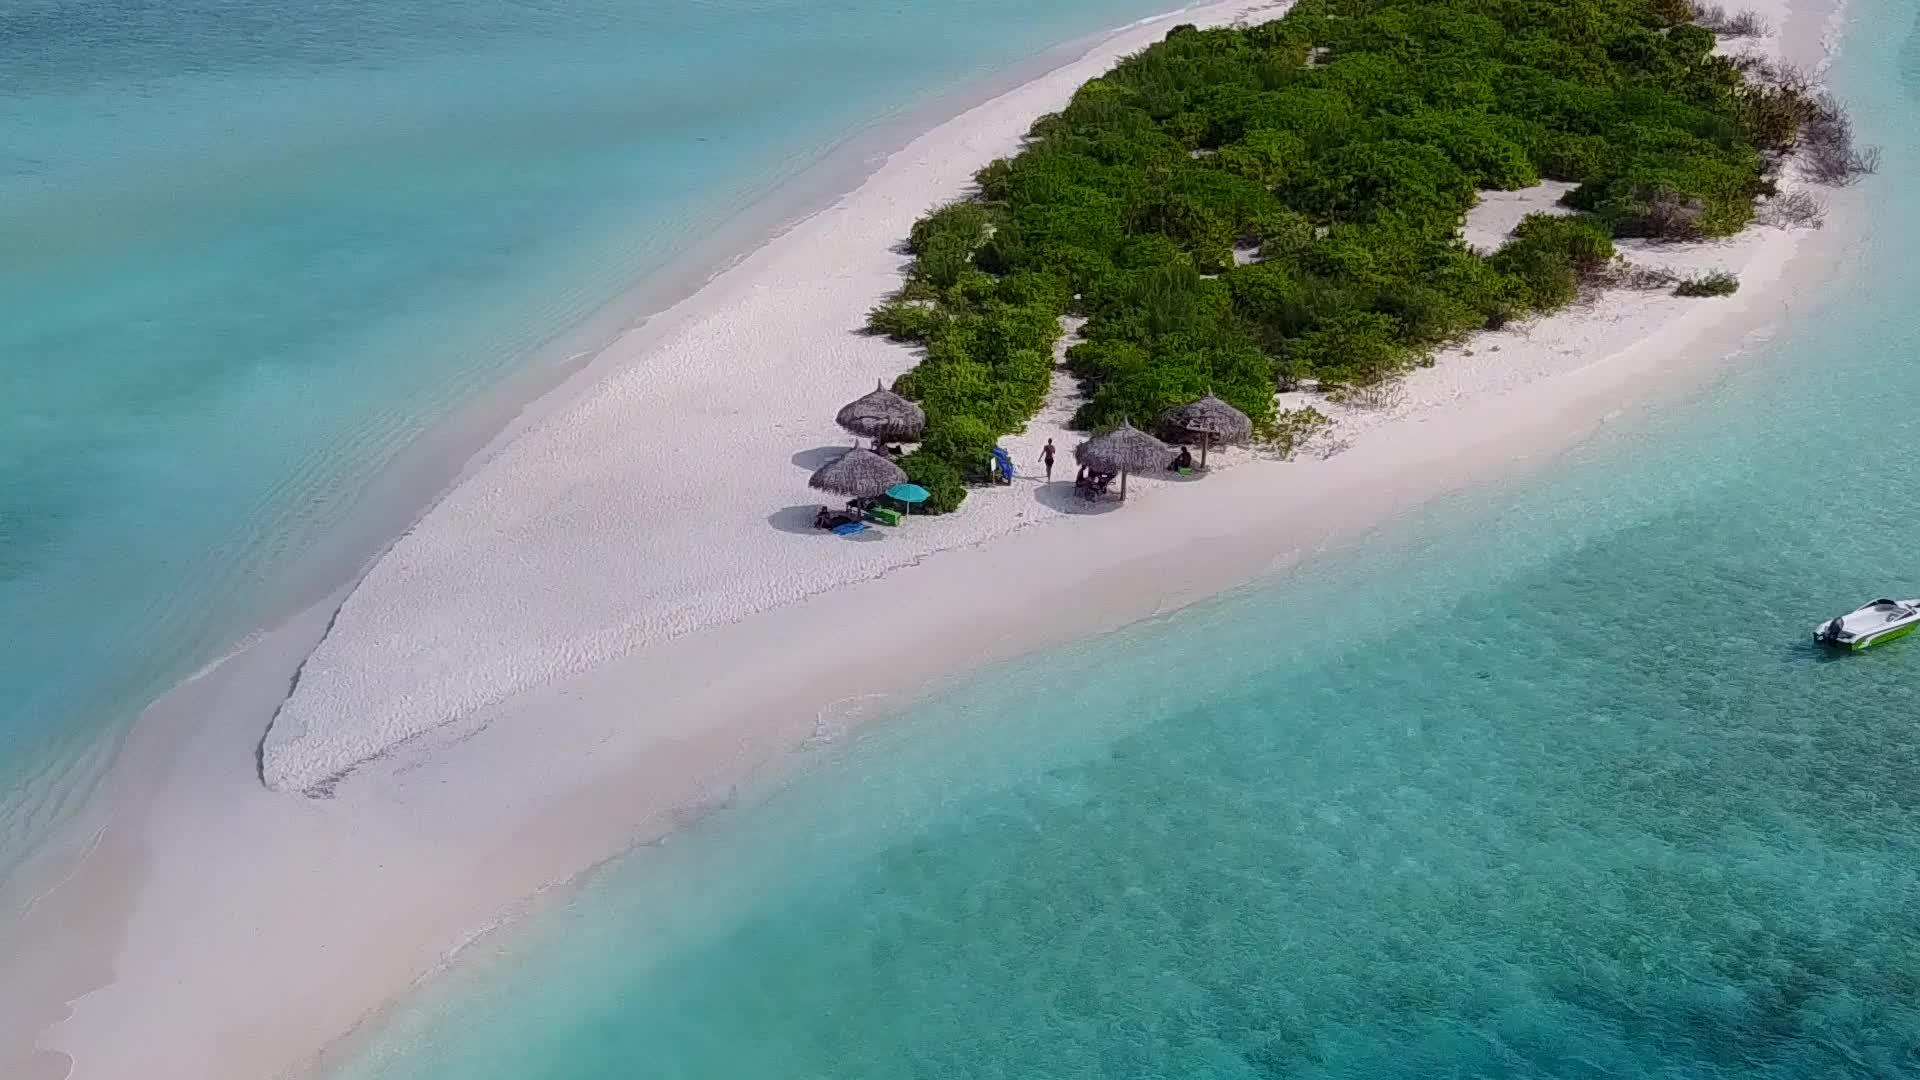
left=1535, top=132, right=1619, bottom=181
left=1490, top=244, right=1577, bottom=309
left=1229, top=262, right=1330, bottom=340
left=1375, top=283, right=1484, bottom=347
left=909, top=201, right=996, bottom=256
left=1286, top=140, right=1477, bottom=224
left=1270, top=406, right=1333, bottom=459
left=865, top=299, right=947, bottom=342
left=1246, top=208, right=1316, bottom=258
left=921, top=415, right=998, bottom=473
left=1388, top=111, right=1540, bottom=190
left=898, top=451, right=968, bottom=514
left=1064, top=338, right=1149, bottom=382
left=1214, top=130, right=1310, bottom=187
left=937, top=270, right=1000, bottom=308
left=909, top=245, right=973, bottom=292
left=1285, top=312, right=1412, bottom=387
left=995, top=271, right=1073, bottom=309
left=1073, top=340, right=1273, bottom=432
left=1674, top=270, right=1740, bottom=297
left=1489, top=213, right=1616, bottom=309
left=1570, top=146, right=1765, bottom=239
left=1508, top=213, right=1616, bottom=275
left=1114, top=234, right=1193, bottom=271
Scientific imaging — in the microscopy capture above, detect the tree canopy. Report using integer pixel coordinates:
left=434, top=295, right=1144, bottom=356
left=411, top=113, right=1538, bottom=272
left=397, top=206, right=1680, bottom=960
left=869, top=0, right=1814, bottom=511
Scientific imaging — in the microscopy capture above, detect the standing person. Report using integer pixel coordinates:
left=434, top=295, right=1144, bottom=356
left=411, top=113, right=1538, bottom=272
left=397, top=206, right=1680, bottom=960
left=1040, top=438, right=1057, bottom=482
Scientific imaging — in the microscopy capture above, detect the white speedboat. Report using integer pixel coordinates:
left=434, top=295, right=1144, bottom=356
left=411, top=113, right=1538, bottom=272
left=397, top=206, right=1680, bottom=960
left=1813, top=598, right=1920, bottom=651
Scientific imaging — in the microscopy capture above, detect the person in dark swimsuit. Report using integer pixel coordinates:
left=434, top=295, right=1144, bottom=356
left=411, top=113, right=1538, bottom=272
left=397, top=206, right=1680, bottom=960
left=1040, top=438, right=1057, bottom=482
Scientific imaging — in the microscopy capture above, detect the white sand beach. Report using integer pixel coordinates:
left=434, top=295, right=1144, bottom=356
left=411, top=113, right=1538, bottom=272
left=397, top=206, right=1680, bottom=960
left=0, top=0, right=1857, bottom=1076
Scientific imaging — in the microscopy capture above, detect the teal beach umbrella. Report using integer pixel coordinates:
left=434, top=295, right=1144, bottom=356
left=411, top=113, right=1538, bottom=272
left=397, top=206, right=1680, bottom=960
left=886, top=483, right=929, bottom=503
left=886, top=482, right=929, bottom=516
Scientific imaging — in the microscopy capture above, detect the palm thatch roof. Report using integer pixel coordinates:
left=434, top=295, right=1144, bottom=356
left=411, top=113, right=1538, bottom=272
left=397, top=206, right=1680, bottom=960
left=1164, top=394, right=1252, bottom=444
left=835, top=380, right=926, bottom=442
left=1075, top=421, right=1172, bottom=475
left=809, top=447, right=907, bottom=498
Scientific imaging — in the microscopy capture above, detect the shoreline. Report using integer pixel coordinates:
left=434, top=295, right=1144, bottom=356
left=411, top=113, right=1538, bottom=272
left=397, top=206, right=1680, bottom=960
left=0, top=0, right=1237, bottom=886
left=0, top=0, right=1861, bottom=1077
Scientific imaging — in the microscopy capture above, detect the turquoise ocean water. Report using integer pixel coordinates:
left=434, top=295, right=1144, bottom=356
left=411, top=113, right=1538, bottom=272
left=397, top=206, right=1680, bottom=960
left=331, top=4, right=1920, bottom=1077
left=0, top=0, right=1198, bottom=872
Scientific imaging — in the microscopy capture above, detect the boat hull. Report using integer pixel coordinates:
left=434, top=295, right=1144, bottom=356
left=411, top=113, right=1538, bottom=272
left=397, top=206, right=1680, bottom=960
left=1845, top=620, right=1920, bottom=651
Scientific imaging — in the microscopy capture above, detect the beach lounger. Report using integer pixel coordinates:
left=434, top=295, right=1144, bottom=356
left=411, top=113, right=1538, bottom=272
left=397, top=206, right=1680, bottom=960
left=865, top=506, right=902, bottom=526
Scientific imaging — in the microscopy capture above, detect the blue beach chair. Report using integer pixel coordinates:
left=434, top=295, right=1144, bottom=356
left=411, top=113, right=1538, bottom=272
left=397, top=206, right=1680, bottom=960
left=990, top=446, right=1014, bottom=484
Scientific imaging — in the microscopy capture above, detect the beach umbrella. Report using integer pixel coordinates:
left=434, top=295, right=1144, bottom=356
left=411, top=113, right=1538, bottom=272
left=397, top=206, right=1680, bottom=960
left=809, top=447, right=907, bottom=499
left=1074, top=420, right=1172, bottom=500
left=835, top=380, right=926, bottom=444
left=1163, top=393, right=1252, bottom=467
left=886, top=482, right=930, bottom=518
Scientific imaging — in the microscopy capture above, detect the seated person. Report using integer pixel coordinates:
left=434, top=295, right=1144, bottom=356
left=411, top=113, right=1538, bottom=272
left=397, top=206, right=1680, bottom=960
left=815, top=506, right=857, bottom=530
left=1170, top=446, right=1194, bottom=471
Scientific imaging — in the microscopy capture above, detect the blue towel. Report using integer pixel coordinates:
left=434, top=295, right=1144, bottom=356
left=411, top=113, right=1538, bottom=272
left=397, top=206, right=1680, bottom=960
left=990, top=446, right=1013, bottom=481
left=831, top=521, right=870, bottom=536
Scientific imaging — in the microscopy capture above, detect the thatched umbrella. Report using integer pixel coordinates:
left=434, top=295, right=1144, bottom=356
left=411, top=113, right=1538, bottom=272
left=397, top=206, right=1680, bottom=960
left=835, top=380, right=926, bottom=445
left=809, top=447, right=907, bottom=500
left=1163, top=393, right=1252, bottom=467
left=1074, top=420, right=1171, bottom=500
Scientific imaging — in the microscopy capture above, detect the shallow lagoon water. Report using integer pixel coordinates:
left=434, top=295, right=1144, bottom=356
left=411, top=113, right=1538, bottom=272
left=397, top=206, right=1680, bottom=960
left=0, top=0, right=1201, bottom=871
left=331, top=4, right=1920, bottom=1076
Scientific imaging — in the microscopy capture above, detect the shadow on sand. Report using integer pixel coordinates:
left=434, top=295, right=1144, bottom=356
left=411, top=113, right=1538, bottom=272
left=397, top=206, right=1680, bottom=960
left=768, top=504, right=830, bottom=535
left=792, top=445, right=855, bottom=472
left=1035, top=480, right=1126, bottom=515
left=767, top=503, right=887, bottom=540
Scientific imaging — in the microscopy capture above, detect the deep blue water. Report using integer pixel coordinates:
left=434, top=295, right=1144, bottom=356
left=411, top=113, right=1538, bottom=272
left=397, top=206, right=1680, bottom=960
left=0, top=0, right=1195, bottom=871
left=330, top=2, right=1920, bottom=1076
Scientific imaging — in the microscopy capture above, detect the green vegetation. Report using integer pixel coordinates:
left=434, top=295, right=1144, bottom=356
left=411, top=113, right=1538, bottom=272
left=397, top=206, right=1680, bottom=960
left=1271, top=406, right=1334, bottom=459
left=1674, top=270, right=1741, bottom=297
left=869, top=0, right=1824, bottom=512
